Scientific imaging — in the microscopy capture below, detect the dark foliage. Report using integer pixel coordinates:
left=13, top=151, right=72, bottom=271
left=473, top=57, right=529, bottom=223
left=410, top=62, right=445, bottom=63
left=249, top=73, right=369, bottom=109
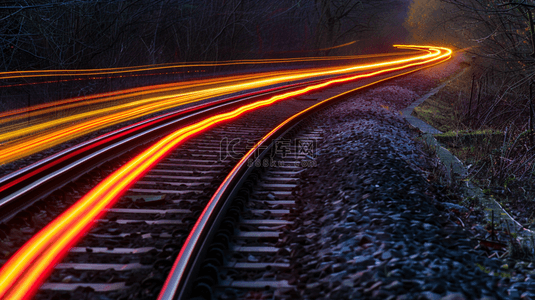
left=0, top=0, right=405, bottom=71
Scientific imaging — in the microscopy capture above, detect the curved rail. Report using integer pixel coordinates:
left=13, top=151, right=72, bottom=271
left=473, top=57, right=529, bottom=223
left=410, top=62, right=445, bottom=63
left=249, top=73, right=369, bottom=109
left=158, top=46, right=453, bottom=300
left=0, top=49, right=428, bottom=164
left=0, top=45, right=452, bottom=300
left=0, top=79, right=326, bottom=221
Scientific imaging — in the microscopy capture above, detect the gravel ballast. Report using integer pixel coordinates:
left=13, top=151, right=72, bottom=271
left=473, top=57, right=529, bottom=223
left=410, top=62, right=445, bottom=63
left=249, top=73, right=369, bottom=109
left=279, top=57, right=532, bottom=299
left=8, top=56, right=535, bottom=300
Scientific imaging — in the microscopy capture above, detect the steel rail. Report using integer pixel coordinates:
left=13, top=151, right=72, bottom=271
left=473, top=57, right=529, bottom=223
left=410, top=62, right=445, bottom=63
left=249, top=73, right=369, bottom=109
left=158, top=53, right=453, bottom=300
left=0, top=47, right=439, bottom=165
left=0, top=78, right=328, bottom=222
left=0, top=45, right=452, bottom=300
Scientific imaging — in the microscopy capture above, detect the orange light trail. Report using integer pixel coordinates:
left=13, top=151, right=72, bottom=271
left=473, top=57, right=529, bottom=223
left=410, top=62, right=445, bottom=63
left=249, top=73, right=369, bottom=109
left=0, top=45, right=451, bottom=300
left=0, top=48, right=434, bottom=164
left=0, top=71, right=280, bottom=122
left=0, top=51, right=424, bottom=122
left=0, top=51, right=423, bottom=122
left=0, top=51, right=417, bottom=80
left=317, top=40, right=357, bottom=51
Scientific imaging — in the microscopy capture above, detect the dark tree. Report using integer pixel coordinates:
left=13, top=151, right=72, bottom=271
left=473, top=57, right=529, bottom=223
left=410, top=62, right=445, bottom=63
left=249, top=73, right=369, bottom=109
left=0, top=0, right=408, bottom=71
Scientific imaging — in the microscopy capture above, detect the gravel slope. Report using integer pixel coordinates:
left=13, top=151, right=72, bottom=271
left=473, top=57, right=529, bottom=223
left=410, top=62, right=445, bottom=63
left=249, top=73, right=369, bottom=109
left=281, top=57, right=525, bottom=300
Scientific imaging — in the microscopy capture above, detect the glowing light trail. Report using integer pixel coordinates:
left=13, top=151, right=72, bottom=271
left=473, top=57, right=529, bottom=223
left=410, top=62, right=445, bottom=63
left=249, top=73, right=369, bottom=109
left=0, top=48, right=433, bottom=164
left=318, top=40, right=357, bottom=51
left=0, top=51, right=417, bottom=81
left=1, top=52, right=424, bottom=122
left=0, top=45, right=452, bottom=300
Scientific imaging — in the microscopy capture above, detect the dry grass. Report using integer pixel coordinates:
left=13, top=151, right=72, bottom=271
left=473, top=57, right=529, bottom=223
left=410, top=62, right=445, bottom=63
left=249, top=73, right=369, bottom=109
left=414, top=64, right=535, bottom=227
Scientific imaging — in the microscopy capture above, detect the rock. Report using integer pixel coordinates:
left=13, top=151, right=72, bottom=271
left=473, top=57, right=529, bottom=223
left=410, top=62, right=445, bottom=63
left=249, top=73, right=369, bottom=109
left=329, top=271, right=347, bottom=283
left=508, top=288, right=520, bottom=298
left=440, top=292, right=467, bottom=300
left=332, top=263, right=346, bottom=273
left=376, top=231, right=392, bottom=239
left=372, top=289, right=393, bottom=298
left=9, top=228, right=24, bottom=241
left=471, top=225, right=487, bottom=236
left=381, top=250, right=393, bottom=261
left=342, top=279, right=353, bottom=288
left=31, top=215, right=46, bottom=227
left=352, top=255, right=375, bottom=265
left=422, top=223, right=436, bottom=231
left=346, top=215, right=357, bottom=222
left=358, top=216, right=371, bottom=224
left=384, top=281, right=403, bottom=290
left=356, top=234, right=373, bottom=246
left=442, top=203, right=469, bottom=213
left=364, top=281, right=383, bottom=294
left=0, top=249, right=10, bottom=258
left=420, top=291, right=442, bottom=300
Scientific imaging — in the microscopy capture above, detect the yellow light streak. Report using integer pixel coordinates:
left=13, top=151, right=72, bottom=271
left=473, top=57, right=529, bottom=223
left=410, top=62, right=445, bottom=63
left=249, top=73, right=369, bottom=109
left=0, top=51, right=417, bottom=80
left=0, top=45, right=452, bottom=300
left=0, top=46, right=446, bottom=165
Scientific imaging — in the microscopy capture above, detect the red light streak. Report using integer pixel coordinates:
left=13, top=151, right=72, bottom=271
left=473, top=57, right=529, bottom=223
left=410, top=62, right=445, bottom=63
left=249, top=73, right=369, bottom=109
left=0, top=49, right=432, bottom=164
left=0, top=45, right=451, bottom=300
left=0, top=51, right=421, bottom=122
left=0, top=78, right=311, bottom=194
left=0, top=70, right=277, bottom=122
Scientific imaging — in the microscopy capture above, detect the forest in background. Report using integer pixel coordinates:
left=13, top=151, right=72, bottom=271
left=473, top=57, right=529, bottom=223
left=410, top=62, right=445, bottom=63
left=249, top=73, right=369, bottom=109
left=0, top=0, right=408, bottom=72
left=405, top=0, right=535, bottom=132
left=405, top=0, right=535, bottom=196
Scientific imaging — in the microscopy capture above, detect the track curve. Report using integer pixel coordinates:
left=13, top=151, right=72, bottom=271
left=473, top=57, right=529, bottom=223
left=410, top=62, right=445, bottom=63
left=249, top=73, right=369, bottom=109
left=0, top=45, right=452, bottom=300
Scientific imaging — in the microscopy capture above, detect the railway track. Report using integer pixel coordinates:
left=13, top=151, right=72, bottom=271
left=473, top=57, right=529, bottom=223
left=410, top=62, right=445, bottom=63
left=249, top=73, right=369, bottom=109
left=0, top=78, right=325, bottom=222
left=34, top=92, right=324, bottom=300
left=0, top=45, right=452, bottom=300
left=157, top=77, right=359, bottom=300
left=185, top=126, right=325, bottom=300
left=38, top=111, right=291, bottom=298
